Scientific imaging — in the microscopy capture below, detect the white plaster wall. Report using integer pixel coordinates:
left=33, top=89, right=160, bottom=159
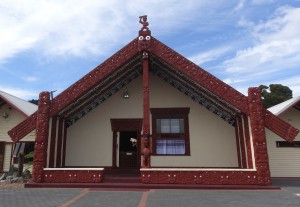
left=65, top=73, right=238, bottom=167
left=266, top=108, right=300, bottom=177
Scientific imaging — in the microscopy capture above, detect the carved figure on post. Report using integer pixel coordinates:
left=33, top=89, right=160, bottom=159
left=138, top=15, right=151, bottom=52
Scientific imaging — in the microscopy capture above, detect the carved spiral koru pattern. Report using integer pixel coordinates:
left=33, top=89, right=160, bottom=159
left=141, top=171, right=258, bottom=185
left=43, top=170, right=103, bottom=183
left=32, top=91, right=50, bottom=183
left=151, top=38, right=249, bottom=114
left=248, top=88, right=270, bottom=185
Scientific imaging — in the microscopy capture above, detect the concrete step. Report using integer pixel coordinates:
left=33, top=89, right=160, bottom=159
left=102, top=175, right=141, bottom=183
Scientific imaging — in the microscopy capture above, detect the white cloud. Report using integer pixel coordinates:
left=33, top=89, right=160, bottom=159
left=224, top=6, right=300, bottom=75
left=274, top=75, right=300, bottom=97
left=0, top=86, right=38, bottom=100
left=22, top=76, right=38, bottom=82
left=223, top=78, right=245, bottom=85
left=252, top=0, right=275, bottom=5
left=0, top=0, right=215, bottom=64
left=234, top=0, right=246, bottom=11
left=188, top=46, right=231, bottom=65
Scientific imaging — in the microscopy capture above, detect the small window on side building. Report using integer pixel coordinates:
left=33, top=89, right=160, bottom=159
left=276, top=141, right=300, bottom=148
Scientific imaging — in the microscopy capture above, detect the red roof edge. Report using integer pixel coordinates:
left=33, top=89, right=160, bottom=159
left=8, top=111, right=37, bottom=143
left=151, top=38, right=299, bottom=141
left=8, top=38, right=139, bottom=142
left=8, top=36, right=299, bottom=143
left=151, top=38, right=249, bottom=113
left=264, top=109, right=299, bottom=142
left=49, top=38, right=139, bottom=116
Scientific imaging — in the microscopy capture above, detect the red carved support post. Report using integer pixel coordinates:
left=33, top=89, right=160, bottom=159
left=32, top=91, right=50, bottom=183
left=138, top=15, right=152, bottom=167
left=248, top=87, right=271, bottom=185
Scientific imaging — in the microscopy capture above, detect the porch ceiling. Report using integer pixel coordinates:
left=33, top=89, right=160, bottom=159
left=62, top=53, right=240, bottom=127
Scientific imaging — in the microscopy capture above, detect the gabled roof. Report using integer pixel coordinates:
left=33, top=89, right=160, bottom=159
left=0, top=90, right=37, bottom=116
left=268, top=96, right=300, bottom=115
left=8, top=22, right=299, bottom=143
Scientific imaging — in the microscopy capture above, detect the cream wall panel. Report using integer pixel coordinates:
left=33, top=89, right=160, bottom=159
left=66, top=73, right=238, bottom=167
left=3, top=143, right=12, bottom=171
left=149, top=74, right=238, bottom=167
left=65, top=77, right=144, bottom=166
left=266, top=108, right=300, bottom=177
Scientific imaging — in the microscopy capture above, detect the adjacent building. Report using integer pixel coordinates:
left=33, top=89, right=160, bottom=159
left=267, top=97, right=300, bottom=177
left=0, top=90, right=37, bottom=172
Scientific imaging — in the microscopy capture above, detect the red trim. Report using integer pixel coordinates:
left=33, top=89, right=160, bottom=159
left=62, top=123, right=67, bottom=167
left=112, top=131, right=117, bottom=168
left=234, top=120, right=242, bottom=168
left=264, top=109, right=299, bottom=142
left=151, top=38, right=248, bottom=114
left=142, top=53, right=151, bottom=168
left=141, top=170, right=258, bottom=185
left=248, top=88, right=270, bottom=185
left=43, top=169, right=103, bottom=183
left=49, top=117, right=57, bottom=168
left=56, top=119, right=63, bottom=167
left=50, top=39, right=139, bottom=117
left=110, top=119, right=143, bottom=168
left=8, top=112, right=37, bottom=143
left=237, top=116, right=247, bottom=168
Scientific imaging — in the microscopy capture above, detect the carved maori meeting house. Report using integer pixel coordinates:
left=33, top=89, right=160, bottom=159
left=9, top=16, right=299, bottom=187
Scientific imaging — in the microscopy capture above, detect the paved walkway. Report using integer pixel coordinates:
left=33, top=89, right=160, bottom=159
left=1, top=181, right=300, bottom=207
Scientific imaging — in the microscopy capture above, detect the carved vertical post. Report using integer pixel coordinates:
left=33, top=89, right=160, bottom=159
left=32, top=91, right=50, bottom=183
left=142, top=52, right=151, bottom=167
left=248, top=87, right=271, bottom=185
left=138, top=15, right=152, bottom=167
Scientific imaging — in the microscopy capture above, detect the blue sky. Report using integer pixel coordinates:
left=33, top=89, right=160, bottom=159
left=1, top=0, right=300, bottom=100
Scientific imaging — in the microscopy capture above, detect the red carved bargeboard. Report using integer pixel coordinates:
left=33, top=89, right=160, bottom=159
left=141, top=170, right=258, bottom=185
left=8, top=111, right=37, bottom=143
left=8, top=37, right=299, bottom=144
left=43, top=169, right=103, bottom=183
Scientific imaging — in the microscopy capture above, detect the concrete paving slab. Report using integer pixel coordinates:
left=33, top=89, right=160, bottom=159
left=1, top=182, right=300, bottom=207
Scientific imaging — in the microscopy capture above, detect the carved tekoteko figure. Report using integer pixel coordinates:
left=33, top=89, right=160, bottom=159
left=138, top=15, right=151, bottom=52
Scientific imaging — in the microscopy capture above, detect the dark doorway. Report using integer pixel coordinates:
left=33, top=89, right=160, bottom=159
left=119, top=131, right=138, bottom=168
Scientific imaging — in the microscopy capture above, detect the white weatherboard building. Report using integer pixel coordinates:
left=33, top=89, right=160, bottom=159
left=267, top=97, right=300, bottom=177
left=0, top=90, right=37, bottom=172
